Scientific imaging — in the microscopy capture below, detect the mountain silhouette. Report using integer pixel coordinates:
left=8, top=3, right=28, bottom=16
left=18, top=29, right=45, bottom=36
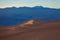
left=0, top=6, right=60, bottom=26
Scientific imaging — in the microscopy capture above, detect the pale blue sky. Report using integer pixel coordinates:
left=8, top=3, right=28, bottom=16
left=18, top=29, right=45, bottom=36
left=0, top=0, right=60, bottom=8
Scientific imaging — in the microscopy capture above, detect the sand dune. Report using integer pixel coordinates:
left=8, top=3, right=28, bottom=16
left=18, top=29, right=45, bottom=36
left=0, top=20, right=60, bottom=40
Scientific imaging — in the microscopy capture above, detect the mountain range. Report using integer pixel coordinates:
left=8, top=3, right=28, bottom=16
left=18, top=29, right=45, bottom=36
left=0, top=6, right=60, bottom=26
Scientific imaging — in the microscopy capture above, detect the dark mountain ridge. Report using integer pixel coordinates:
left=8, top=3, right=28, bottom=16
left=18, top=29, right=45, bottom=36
left=0, top=6, right=60, bottom=26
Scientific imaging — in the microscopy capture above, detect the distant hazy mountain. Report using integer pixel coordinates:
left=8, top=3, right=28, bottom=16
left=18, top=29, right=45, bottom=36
left=0, top=6, right=60, bottom=26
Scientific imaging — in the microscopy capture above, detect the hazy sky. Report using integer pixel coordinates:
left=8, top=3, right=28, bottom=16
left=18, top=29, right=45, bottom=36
left=0, top=0, right=60, bottom=8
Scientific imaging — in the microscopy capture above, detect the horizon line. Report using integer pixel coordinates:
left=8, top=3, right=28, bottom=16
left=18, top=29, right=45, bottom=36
left=0, top=6, right=60, bottom=9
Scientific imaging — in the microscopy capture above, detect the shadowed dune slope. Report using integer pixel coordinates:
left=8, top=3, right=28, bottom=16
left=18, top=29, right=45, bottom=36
left=0, top=20, right=60, bottom=40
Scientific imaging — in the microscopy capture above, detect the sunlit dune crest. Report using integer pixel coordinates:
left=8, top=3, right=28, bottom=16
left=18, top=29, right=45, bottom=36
left=20, top=20, right=34, bottom=27
left=25, top=20, right=34, bottom=24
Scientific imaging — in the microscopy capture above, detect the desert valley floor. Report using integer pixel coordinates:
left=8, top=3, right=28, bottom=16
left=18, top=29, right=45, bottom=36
left=0, top=20, right=60, bottom=40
